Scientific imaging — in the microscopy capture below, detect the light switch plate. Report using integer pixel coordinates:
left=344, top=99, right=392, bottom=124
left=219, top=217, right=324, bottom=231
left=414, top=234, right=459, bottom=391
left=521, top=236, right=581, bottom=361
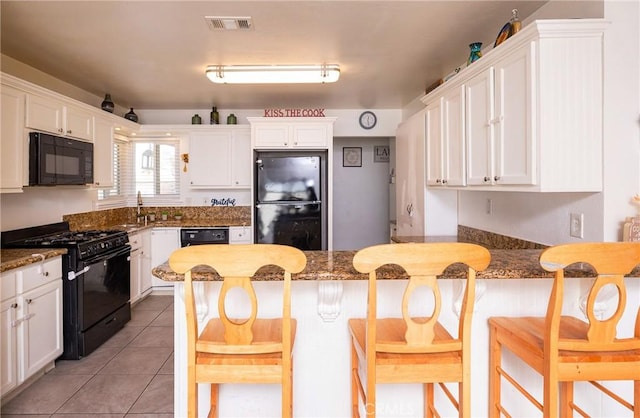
left=570, top=213, right=584, bottom=238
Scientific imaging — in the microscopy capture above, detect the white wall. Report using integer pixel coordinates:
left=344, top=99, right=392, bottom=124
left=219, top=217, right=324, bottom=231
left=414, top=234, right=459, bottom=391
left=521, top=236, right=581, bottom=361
left=0, top=187, right=96, bottom=231
left=457, top=0, right=639, bottom=244
left=136, top=108, right=402, bottom=138
left=332, top=137, right=391, bottom=250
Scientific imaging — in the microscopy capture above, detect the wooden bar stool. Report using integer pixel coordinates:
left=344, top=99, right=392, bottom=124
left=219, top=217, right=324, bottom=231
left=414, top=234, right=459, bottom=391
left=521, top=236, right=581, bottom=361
left=488, top=242, right=640, bottom=417
left=169, top=244, right=307, bottom=418
left=348, top=242, right=491, bottom=417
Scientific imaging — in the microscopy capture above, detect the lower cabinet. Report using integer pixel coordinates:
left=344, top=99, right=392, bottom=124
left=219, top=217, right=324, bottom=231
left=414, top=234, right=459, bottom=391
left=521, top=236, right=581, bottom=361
left=129, top=229, right=152, bottom=304
left=229, top=226, right=252, bottom=244
left=1, top=257, right=63, bottom=397
left=150, top=228, right=180, bottom=289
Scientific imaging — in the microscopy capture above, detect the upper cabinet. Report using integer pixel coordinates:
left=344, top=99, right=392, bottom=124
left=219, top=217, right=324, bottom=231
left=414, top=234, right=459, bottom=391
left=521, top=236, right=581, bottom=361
left=93, top=116, right=115, bottom=188
left=422, top=19, right=607, bottom=192
left=1, top=84, right=26, bottom=193
left=248, top=117, right=336, bottom=149
left=188, top=126, right=251, bottom=189
left=1, top=73, right=141, bottom=193
left=426, top=84, right=466, bottom=187
left=26, top=94, right=94, bottom=142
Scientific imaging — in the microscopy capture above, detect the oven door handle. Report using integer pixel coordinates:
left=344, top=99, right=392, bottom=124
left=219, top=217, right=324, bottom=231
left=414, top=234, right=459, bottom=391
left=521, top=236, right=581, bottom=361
left=80, top=244, right=132, bottom=265
left=68, top=266, right=90, bottom=281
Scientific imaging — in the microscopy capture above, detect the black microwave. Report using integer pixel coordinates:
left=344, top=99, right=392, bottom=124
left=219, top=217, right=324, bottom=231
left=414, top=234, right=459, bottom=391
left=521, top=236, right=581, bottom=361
left=29, top=132, right=94, bottom=186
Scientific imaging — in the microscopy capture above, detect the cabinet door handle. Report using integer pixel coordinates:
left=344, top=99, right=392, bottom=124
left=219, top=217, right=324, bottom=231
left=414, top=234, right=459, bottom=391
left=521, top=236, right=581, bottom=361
left=25, top=298, right=33, bottom=304
left=494, top=176, right=501, bottom=182
left=483, top=176, right=490, bottom=182
left=58, top=128, right=64, bottom=133
left=11, top=303, right=18, bottom=309
left=67, top=130, right=72, bottom=134
left=442, top=179, right=447, bottom=184
left=436, top=179, right=442, bottom=184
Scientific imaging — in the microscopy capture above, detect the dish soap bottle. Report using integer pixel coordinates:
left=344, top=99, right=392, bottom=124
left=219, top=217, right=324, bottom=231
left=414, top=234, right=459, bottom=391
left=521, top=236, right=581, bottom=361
left=210, top=106, right=219, bottom=124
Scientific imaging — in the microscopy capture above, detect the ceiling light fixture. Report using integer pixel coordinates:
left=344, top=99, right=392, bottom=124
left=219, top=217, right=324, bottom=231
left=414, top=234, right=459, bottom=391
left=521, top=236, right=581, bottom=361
left=205, top=64, right=340, bottom=84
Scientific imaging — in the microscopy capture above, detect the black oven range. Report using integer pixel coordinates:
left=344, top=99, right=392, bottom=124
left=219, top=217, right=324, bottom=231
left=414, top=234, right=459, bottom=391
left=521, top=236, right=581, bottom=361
left=1, top=222, right=131, bottom=360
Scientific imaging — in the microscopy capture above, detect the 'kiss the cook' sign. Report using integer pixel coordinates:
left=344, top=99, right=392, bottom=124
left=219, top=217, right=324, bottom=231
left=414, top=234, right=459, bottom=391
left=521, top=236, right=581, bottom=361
left=263, top=108, right=326, bottom=117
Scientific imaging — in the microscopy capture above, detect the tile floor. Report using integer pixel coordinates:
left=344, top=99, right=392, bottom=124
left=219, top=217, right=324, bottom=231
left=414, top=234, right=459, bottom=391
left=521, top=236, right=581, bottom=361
left=1, top=295, right=174, bottom=418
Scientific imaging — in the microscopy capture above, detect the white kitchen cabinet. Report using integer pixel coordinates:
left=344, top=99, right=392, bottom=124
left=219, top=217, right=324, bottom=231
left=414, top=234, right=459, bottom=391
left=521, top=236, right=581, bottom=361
left=93, top=116, right=114, bottom=188
left=151, top=228, right=180, bottom=289
left=396, top=110, right=458, bottom=237
left=129, top=229, right=152, bottom=303
left=423, top=19, right=606, bottom=192
left=249, top=117, right=336, bottom=149
left=426, top=84, right=466, bottom=187
left=188, top=126, right=251, bottom=188
left=466, top=48, right=533, bottom=187
left=0, top=84, right=26, bottom=193
left=1, top=271, right=18, bottom=396
left=19, top=280, right=63, bottom=380
left=25, top=94, right=94, bottom=142
left=0, top=257, right=63, bottom=397
left=229, top=225, right=252, bottom=244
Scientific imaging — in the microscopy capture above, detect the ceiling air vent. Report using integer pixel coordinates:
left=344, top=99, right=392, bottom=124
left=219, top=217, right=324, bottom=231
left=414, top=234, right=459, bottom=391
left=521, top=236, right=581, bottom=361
left=205, top=16, right=253, bottom=31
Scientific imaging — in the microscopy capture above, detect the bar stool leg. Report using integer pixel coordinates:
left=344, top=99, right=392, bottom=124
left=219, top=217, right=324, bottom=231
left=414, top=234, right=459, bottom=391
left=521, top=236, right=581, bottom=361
left=424, top=383, right=434, bottom=418
left=634, top=380, right=639, bottom=418
left=188, top=366, right=198, bottom=418
left=559, top=381, right=572, bottom=418
left=209, top=383, right=219, bottom=418
left=488, top=324, right=501, bottom=418
left=283, top=362, right=292, bottom=418
left=351, top=336, right=360, bottom=417
left=543, top=370, right=559, bottom=418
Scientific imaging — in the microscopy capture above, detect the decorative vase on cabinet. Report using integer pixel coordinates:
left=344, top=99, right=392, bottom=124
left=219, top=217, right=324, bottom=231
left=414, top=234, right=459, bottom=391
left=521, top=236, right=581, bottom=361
left=101, top=94, right=114, bottom=113
left=467, top=42, right=482, bottom=66
left=124, top=108, right=138, bottom=122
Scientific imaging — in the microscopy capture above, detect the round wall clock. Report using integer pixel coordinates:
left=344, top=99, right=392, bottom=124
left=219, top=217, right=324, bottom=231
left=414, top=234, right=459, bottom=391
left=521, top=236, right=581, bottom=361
left=359, top=111, right=377, bottom=130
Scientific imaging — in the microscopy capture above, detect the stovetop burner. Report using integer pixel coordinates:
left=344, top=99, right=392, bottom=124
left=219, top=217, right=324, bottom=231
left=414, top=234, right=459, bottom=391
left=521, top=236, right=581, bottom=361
left=22, top=230, right=120, bottom=245
left=1, top=221, right=129, bottom=259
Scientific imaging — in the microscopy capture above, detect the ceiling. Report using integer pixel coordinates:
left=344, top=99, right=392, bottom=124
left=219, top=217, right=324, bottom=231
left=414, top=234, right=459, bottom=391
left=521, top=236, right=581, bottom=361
left=1, top=1, right=548, bottom=110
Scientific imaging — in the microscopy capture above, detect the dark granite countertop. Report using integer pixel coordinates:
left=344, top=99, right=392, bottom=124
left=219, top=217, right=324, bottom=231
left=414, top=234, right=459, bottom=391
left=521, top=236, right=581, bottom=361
left=0, top=248, right=67, bottom=273
left=152, top=245, right=640, bottom=282
left=107, top=219, right=250, bottom=234
left=152, top=247, right=562, bottom=281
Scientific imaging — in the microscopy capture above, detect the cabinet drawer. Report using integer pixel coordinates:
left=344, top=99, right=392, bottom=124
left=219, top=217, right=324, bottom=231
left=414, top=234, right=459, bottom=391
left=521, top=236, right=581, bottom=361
left=19, top=258, right=62, bottom=293
left=128, top=233, right=143, bottom=251
left=1, top=270, right=17, bottom=302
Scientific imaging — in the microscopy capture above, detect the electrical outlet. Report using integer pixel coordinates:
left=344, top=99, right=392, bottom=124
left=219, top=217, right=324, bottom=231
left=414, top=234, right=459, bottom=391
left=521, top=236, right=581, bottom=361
left=486, top=198, right=493, bottom=215
left=570, top=213, right=584, bottom=238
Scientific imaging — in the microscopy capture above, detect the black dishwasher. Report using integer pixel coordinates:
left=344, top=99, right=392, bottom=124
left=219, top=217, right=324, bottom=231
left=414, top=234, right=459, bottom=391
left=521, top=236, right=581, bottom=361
left=180, top=228, right=229, bottom=247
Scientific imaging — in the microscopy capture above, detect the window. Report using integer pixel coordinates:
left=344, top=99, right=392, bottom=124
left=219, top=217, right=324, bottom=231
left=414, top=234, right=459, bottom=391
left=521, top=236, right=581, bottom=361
left=98, top=138, right=181, bottom=204
left=97, top=137, right=129, bottom=202
left=133, top=140, right=180, bottom=199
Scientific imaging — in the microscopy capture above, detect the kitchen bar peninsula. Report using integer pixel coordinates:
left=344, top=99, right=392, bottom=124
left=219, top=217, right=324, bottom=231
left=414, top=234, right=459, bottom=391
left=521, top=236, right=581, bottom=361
left=153, top=247, right=640, bottom=417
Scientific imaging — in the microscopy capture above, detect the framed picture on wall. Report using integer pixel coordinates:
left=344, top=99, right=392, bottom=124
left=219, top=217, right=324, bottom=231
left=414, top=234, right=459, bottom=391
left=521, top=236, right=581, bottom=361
left=343, top=147, right=362, bottom=167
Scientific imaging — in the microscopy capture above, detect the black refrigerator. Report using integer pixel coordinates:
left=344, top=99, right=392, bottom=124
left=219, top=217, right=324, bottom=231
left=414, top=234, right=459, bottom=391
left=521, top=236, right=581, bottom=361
left=254, top=151, right=327, bottom=250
